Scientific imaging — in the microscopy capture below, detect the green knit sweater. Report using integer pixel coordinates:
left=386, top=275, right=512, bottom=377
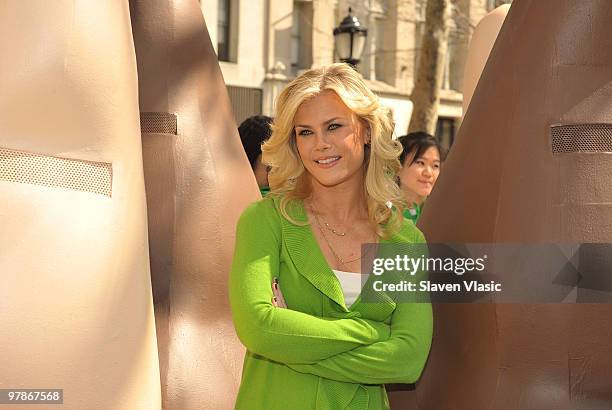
left=403, top=203, right=423, bottom=225
left=229, top=196, right=432, bottom=409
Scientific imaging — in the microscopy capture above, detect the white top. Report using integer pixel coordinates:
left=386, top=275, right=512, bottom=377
left=332, top=269, right=370, bottom=307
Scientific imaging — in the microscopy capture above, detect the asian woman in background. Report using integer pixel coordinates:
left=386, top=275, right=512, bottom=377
left=397, top=132, right=445, bottom=224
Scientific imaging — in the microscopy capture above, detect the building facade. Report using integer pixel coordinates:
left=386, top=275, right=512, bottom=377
left=200, top=0, right=511, bottom=148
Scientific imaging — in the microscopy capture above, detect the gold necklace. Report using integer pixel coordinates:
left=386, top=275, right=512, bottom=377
left=323, top=220, right=347, bottom=237
left=310, top=203, right=348, bottom=236
left=310, top=202, right=363, bottom=267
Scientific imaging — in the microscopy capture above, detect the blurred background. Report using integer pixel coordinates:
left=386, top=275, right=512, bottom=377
left=199, top=0, right=512, bottom=152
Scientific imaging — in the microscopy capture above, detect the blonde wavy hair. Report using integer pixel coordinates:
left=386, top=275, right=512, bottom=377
left=262, top=63, right=405, bottom=238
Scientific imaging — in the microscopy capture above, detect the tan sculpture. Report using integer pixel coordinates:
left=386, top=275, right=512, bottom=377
left=417, top=0, right=612, bottom=408
left=1, top=1, right=257, bottom=408
left=0, top=2, right=160, bottom=409
left=462, top=4, right=510, bottom=115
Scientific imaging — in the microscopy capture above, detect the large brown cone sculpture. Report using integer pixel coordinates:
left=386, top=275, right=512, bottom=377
left=0, top=2, right=161, bottom=409
left=416, top=1, right=612, bottom=409
left=130, top=1, right=261, bottom=408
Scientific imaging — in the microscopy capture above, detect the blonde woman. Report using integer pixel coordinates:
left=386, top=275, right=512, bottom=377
left=229, top=63, right=432, bottom=409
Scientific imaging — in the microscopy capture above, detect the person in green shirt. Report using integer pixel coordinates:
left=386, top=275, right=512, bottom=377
left=238, top=115, right=273, bottom=196
left=230, top=63, right=432, bottom=409
left=397, top=132, right=445, bottom=224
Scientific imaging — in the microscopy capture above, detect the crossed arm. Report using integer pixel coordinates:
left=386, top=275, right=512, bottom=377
left=229, top=201, right=390, bottom=365
left=286, top=301, right=432, bottom=384
left=230, top=200, right=432, bottom=384
left=278, top=227, right=434, bottom=384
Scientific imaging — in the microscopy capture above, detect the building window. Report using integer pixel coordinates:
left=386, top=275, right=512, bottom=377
left=487, top=0, right=512, bottom=11
left=374, top=17, right=386, bottom=82
left=291, top=1, right=313, bottom=71
left=291, top=5, right=301, bottom=68
left=217, top=0, right=238, bottom=62
left=435, top=117, right=456, bottom=151
left=217, top=0, right=230, bottom=61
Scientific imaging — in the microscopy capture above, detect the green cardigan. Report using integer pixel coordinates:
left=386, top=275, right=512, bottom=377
left=229, top=196, right=432, bottom=409
left=402, top=203, right=423, bottom=225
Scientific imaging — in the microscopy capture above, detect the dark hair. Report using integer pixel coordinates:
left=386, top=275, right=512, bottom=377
left=238, top=115, right=273, bottom=167
left=398, top=131, right=446, bottom=166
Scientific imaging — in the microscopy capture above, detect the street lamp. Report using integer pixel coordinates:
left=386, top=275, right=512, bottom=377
left=333, top=7, right=368, bottom=67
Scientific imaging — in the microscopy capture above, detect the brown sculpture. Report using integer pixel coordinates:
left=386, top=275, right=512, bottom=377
left=130, top=0, right=260, bottom=408
left=416, top=0, right=612, bottom=408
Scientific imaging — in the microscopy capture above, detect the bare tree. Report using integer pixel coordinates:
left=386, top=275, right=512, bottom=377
left=408, top=0, right=452, bottom=134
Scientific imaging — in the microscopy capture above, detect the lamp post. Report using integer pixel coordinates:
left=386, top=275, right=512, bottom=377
left=333, top=7, right=368, bottom=67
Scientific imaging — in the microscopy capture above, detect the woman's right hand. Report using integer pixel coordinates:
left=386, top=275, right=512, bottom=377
left=271, top=277, right=287, bottom=308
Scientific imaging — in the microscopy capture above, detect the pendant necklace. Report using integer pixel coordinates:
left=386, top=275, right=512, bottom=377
left=310, top=201, right=363, bottom=267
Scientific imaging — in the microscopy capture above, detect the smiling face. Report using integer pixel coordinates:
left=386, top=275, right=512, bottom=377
left=294, top=90, right=368, bottom=189
left=398, top=146, right=441, bottom=201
